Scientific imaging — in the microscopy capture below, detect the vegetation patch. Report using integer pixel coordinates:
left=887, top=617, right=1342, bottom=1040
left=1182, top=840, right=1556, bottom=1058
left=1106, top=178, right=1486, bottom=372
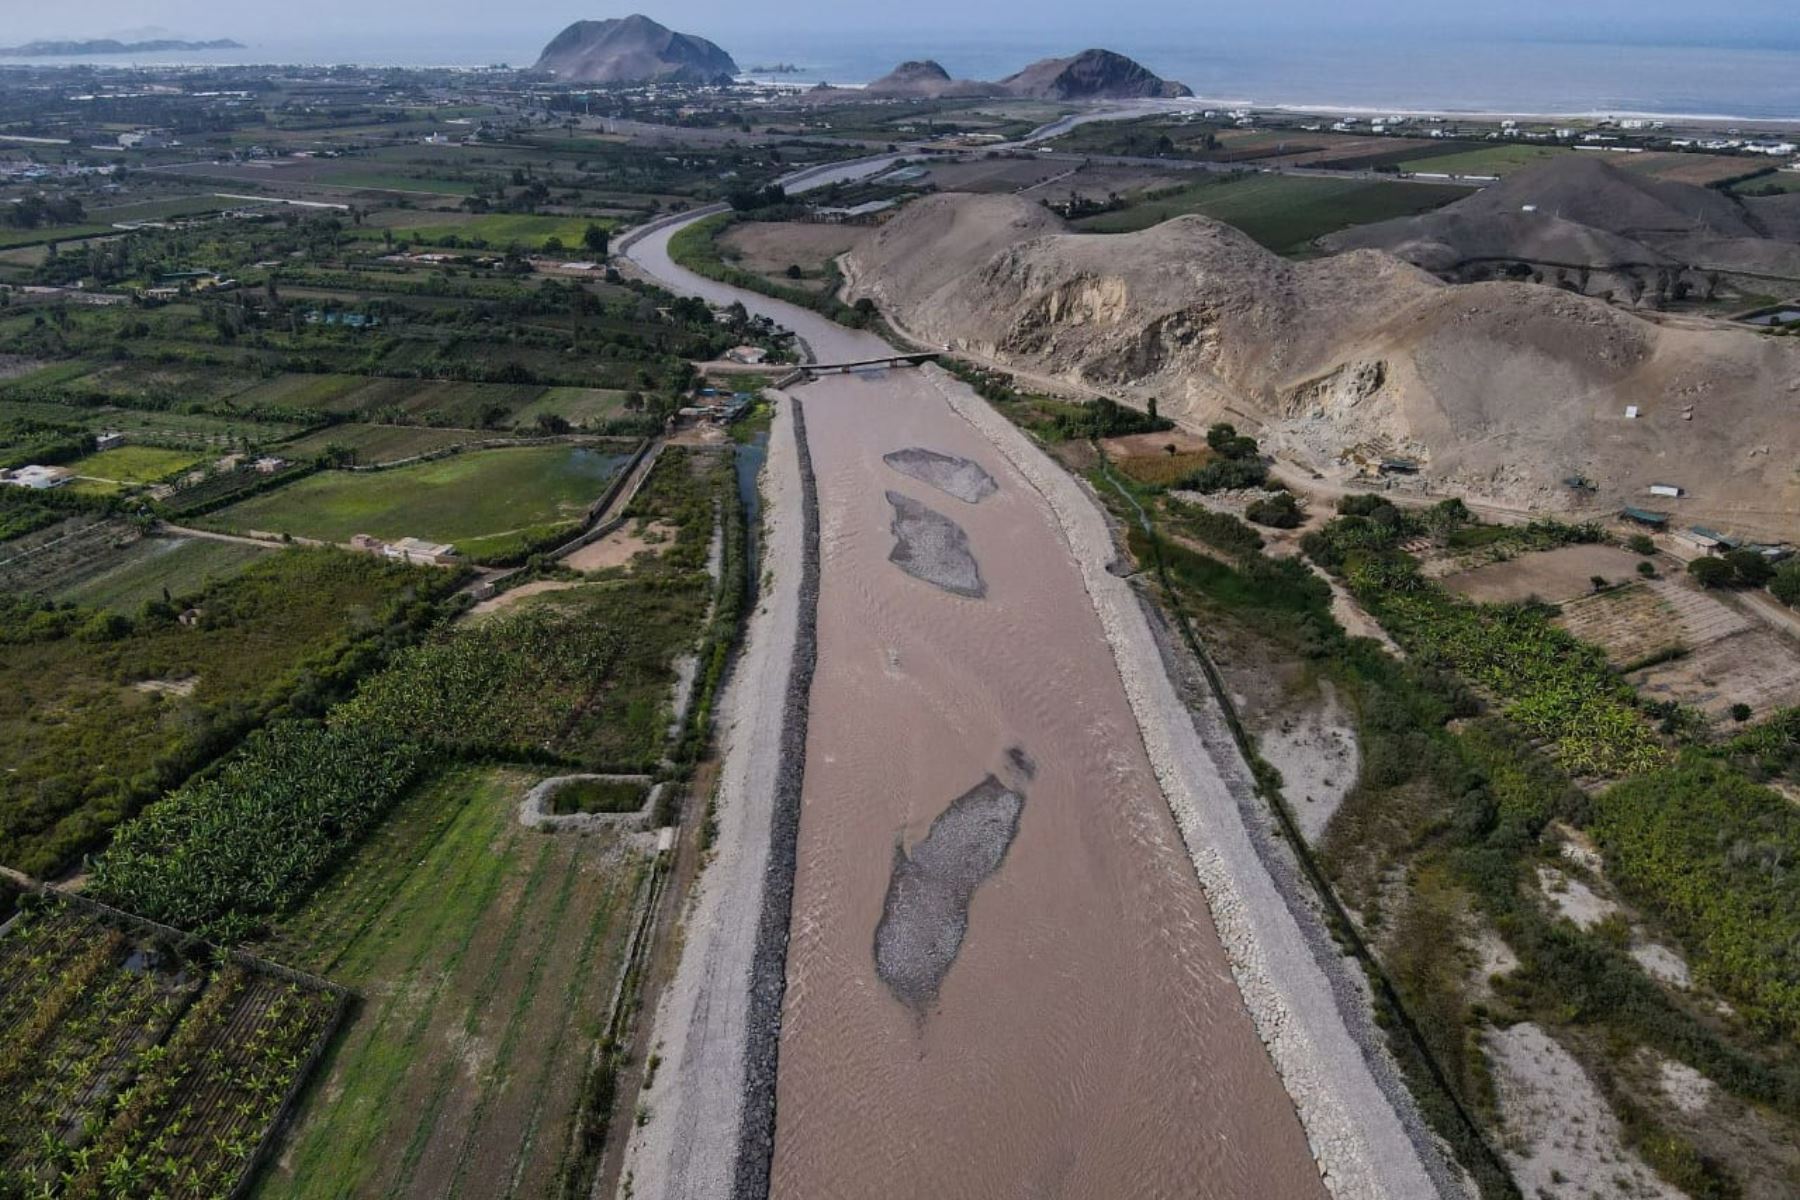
left=0, top=898, right=342, bottom=1200
left=202, top=445, right=630, bottom=563
left=0, top=548, right=454, bottom=877
left=67, top=445, right=204, bottom=484
left=1071, top=173, right=1469, bottom=253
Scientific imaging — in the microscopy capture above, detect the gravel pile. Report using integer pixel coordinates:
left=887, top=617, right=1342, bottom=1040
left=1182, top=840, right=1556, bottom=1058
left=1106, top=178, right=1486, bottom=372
left=873, top=775, right=1026, bottom=1010
left=882, top=447, right=998, bottom=504
left=885, top=491, right=986, bottom=598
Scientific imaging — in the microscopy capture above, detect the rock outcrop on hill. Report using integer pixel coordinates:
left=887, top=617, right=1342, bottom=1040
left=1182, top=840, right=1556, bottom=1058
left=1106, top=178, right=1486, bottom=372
left=998, top=49, right=1193, bottom=100
left=849, top=192, right=1799, bottom=535
left=835, top=48, right=1190, bottom=103
left=864, top=60, right=1001, bottom=99
left=1325, top=157, right=1800, bottom=284
left=534, top=15, right=737, bottom=85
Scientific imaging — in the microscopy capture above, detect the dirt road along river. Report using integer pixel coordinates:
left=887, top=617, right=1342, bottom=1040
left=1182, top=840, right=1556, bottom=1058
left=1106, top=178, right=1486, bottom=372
left=619, top=184, right=1398, bottom=1200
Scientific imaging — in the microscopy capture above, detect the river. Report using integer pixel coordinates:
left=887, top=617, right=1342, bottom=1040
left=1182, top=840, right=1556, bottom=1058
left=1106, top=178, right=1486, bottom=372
left=625, top=197, right=1325, bottom=1199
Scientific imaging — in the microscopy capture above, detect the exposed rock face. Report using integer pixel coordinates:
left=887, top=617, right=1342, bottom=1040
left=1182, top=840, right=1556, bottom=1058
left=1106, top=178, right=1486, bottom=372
left=999, top=49, right=1192, bottom=100
left=850, top=192, right=1800, bottom=535
left=534, top=14, right=738, bottom=85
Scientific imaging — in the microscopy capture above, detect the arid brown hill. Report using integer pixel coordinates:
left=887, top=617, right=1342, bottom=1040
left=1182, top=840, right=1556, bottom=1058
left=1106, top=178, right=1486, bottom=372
left=1325, top=156, right=1800, bottom=284
left=534, top=15, right=737, bottom=85
left=849, top=193, right=1798, bottom=535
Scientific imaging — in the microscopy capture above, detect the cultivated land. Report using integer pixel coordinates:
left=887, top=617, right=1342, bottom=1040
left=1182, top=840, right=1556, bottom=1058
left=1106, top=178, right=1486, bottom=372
left=50, top=534, right=271, bottom=612
left=4, top=52, right=1799, bottom=1200
left=1071, top=172, right=1471, bottom=252
left=252, top=767, right=643, bottom=1200
left=203, top=445, right=631, bottom=560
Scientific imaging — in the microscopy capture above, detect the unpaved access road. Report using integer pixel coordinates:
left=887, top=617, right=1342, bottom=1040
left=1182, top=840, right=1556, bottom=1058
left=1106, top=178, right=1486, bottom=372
left=622, top=191, right=1444, bottom=1200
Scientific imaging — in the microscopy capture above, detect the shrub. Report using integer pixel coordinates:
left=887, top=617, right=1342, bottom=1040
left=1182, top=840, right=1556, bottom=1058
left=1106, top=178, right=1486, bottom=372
left=1689, top=557, right=1732, bottom=588
left=1246, top=491, right=1303, bottom=528
left=1773, top=561, right=1800, bottom=608
left=1724, top=549, right=1774, bottom=588
left=1627, top=533, right=1656, bottom=555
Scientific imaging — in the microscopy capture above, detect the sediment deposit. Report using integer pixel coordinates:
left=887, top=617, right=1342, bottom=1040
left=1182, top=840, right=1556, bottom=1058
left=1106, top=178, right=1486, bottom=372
left=872, top=774, right=1026, bottom=1009
left=882, top=447, right=999, bottom=503
left=884, top=490, right=986, bottom=598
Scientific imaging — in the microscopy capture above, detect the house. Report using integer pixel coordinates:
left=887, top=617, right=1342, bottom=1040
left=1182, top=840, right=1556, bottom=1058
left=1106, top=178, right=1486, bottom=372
left=1378, top=458, right=1421, bottom=475
left=4, top=464, right=69, bottom=489
left=726, top=345, right=768, bottom=366
left=384, top=537, right=458, bottom=566
left=252, top=456, right=287, bottom=474
left=350, top=533, right=386, bottom=553
left=1619, top=507, right=1669, bottom=528
left=94, top=431, right=125, bottom=451
left=1671, top=528, right=1719, bottom=554
left=1648, top=483, right=1682, bottom=498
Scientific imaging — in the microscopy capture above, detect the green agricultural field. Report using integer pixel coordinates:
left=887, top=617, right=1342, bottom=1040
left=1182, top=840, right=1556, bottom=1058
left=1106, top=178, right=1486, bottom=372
left=1396, top=143, right=1571, bottom=176
left=251, top=768, right=642, bottom=1200
left=68, top=444, right=204, bottom=483
left=275, top=422, right=489, bottom=464
left=380, top=213, right=614, bottom=252
left=52, top=536, right=272, bottom=613
left=228, top=373, right=370, bottom=414
left=0, top=397, right=307, bottom=446
left=1073, top=173, right=1471, bottom=253
left=0, top=547, right=451, bottom=877
left=1733, top=171, right=1800, bottom=195
left=204, top=445, right=631, bottom=561
left=315, top=172, right=478, bottom=195
left=510, top=386, right=628, bottom=427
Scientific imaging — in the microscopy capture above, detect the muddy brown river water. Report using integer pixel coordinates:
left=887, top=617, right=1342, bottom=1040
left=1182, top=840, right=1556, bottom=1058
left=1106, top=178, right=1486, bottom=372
left=773, top=367, right=1325, bottom=1199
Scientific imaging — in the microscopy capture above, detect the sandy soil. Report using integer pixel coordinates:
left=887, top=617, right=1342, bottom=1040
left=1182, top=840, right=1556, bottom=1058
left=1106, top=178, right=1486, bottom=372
left=1442, top=544, right=1649, bottom=604
left=617, top=397, right=805, bottom=1200
left=563, top=519, right=676, bottom=572
left=717, top=221, right=868, bottom=278
left=1257, top=681, right=1359, bottom=846
left=1486, top=1022, right=1683, bottom=1200
left=849, top=190, right=1800, bottom=537
left=465, top=579, right=586, bottom=618
left=1536, top=865, right=1619, bottom=931
left=1631, top=941, right=1693, bottom=989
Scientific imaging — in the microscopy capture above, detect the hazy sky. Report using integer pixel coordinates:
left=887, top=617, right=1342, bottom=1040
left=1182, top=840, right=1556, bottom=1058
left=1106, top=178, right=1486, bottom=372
left=15, top=1, right=1795, bottom=44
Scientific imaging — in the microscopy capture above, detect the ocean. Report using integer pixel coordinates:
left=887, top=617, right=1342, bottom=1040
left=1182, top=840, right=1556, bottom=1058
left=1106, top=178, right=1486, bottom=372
left=3, top=27, right=1797, bottom=122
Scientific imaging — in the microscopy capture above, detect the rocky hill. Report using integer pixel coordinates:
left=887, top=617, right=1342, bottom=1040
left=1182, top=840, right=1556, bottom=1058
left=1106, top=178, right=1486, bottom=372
left=534, top=15, right=737, bottom=85
left=864, top=60, right=1000, bottom=99
left=849, top=193, right=1799, bottom=534
left=820, top=48, right=1189, bottom=104
left=0, top=37, right=242, bottom=56
left=1325, top=157, right=1800, bottom=285
left=998, top=49, right=1192, bottom=100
